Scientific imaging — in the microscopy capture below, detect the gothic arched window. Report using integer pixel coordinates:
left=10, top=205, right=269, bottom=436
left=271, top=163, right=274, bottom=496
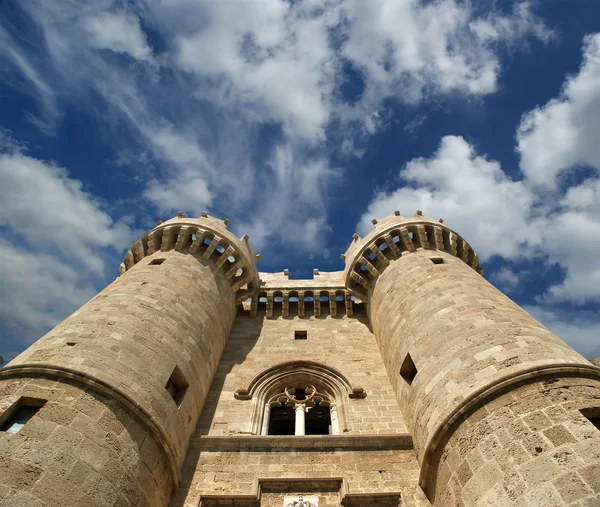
left=234, top=361, right=366, bottom=436
left=266, top=384, right=336, bottom=435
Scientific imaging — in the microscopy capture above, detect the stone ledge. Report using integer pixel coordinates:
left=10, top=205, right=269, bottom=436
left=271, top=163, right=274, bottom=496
left=189, top=433, right=413, bottom=451
left=196, top=477, right=402, bottom=506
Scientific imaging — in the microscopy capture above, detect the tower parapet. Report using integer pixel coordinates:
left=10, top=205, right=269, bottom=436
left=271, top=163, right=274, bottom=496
left=342, top=211, right=482, bottom=300
left=254, top=270, right=355, bottom=318
left=120, top=212, right=260, bottom=303
left=342, top=211, right=600, bottom=504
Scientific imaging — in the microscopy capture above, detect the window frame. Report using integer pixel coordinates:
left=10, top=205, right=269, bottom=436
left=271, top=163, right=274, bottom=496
left=0, top=397, right=47, bottom=434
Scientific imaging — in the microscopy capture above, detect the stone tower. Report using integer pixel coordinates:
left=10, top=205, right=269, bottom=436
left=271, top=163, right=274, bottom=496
left=0, top=212, right=599, bottom=507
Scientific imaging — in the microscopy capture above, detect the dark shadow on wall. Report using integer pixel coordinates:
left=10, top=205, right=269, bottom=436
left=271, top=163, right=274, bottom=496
left=169, top=308, right=263, bottom=507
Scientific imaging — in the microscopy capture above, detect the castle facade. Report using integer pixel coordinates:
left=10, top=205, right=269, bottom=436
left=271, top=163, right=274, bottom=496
left=1, top=212, right=599, bottom=507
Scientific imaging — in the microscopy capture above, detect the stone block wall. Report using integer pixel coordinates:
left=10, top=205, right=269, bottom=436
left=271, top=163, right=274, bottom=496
left=5, top=250, right=237, bottom=473
left=170, top=447, right=429, bottom=507
left=3, top=211, right=600, bottom=507
left=195, top=310, right=406, bottom=436
left=0, top=376, right=171, bottom=507
left=169, top=309, right=419, bottom=506
left=431, top=376, right=600, bottom=506
left=369, top=249, right=591, bottom=463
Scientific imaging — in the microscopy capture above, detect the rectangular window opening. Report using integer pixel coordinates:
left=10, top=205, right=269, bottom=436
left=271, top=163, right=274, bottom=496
left=150, top=258, right=165, bottom=266
left=269, top=406, right=295, bottom=435
left=400, top=353, right=418, bottom=385
left=294, top=330, right=308, bottom=340
left=430, top=257, right=444, bottom=265
left=0, top=397, right=47, bottom=434
left=580, top=408, right=600, bottom=431
left=166, top=366, right=189, bottom=407
left=305, top=405, right=331, bottom=435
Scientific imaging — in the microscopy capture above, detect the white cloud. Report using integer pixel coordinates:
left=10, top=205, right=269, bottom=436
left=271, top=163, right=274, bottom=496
left=470, top=2, right=553, bottom=45
left=357, top=133, right=600, bottom=308
left=356, top=134, right=600, bottom=356
left=0, top=148, right=135, bottom=272
left=538, top=177, right=600, bottom=303
left=517, top=33, right=600, bottom=187
left=144, top=173, right=213, bottom=215
left=357, top=135, right=537, bottom=261
left=525, top=306, right=600, bottom=360
left=490, top=267, right=522, bottom=292
left=174, top=0, right=336, bottom=142
left=0, top=239, right=97, bottom=342
left=337, top=0, right=550, bottom=130
left=360, top=32, right=600, bottom=310
left=513, top=32, right=600, bottom=303
left=174, top=0, right=551, bottom=140
left=235, top=144, right=338, bottom=251
left=0, top=139, right=137, bottom=355
left=82, top=11, right=153, bottom=61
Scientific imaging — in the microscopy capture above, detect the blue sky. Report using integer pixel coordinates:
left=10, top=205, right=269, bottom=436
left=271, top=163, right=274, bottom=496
left=1, top=0, right=600, bottom=363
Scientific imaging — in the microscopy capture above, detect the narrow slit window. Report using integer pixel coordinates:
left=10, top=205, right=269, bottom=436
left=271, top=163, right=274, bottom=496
left=295, top=330, right=307, bottom=340
left=430, top=257, right=444, bottom=265
left=0, top=398, right=46, bottom=434
left=400, top=353, right=418, bottom=385
left=150, top=258, right=165, bottom=265
left=580, top=408, right=600, bottom=431
left=166, top=366, right=189, bottom=407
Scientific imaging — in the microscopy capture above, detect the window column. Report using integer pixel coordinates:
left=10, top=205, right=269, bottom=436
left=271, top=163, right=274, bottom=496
left=294, top=403, right=306, bottom=435
left=261, top=403, right=271, bottom=435
left=330, top=403, right=340, bottom=435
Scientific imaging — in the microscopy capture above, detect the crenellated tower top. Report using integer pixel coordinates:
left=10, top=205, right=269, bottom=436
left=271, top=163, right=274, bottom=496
left=120, top=211, right=261, bottom=303
left=118, top=210, right=483, bottom=316
left=341, top=211, right=483, bottom=300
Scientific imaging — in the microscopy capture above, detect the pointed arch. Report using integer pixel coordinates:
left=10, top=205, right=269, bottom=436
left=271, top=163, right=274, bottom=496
left=234, top=361, right=366, bottom=435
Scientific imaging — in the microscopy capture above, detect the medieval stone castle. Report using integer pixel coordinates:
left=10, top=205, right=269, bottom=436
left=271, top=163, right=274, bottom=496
left=1, top=211, right=599, bottom=507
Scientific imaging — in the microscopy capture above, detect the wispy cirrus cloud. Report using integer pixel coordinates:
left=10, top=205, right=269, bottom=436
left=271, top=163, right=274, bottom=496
left=82, top=11, right=154, bottom=61
left=0, top=25, right=60, bottom=133
left=1, top=0, right=551, bottom=252
left=0, top=133, right=137, bottom=358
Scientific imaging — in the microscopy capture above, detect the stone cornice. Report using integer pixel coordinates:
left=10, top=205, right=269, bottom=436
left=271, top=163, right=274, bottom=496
left=189, top=433, right=413, bottom=450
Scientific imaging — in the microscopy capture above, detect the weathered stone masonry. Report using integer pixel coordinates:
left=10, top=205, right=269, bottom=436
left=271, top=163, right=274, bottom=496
left=1, top=211, right=599, bottom=507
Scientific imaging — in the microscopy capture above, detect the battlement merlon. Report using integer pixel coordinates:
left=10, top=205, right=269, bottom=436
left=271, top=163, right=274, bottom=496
left=341, top=211, right=483, bottom=299
left=258, top=270, right=345, bottom=290
left=119, top=212, right=261, bottom=300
